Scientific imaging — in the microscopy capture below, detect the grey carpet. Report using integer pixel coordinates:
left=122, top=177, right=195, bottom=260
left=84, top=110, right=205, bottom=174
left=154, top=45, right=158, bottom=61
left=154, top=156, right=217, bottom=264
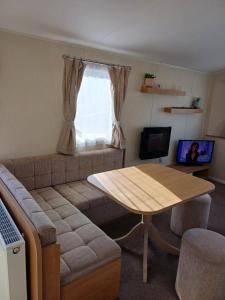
left=101, top=181, right=225, bottom=300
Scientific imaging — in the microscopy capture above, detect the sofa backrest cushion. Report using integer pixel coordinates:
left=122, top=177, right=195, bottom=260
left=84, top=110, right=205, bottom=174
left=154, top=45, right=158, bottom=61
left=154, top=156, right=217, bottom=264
left=0, top=164, right=56, bottom=246
left=0, top=148, right=124, bottom=191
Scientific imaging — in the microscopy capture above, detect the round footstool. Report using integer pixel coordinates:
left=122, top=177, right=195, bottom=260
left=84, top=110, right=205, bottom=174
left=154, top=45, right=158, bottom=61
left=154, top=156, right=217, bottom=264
left=170, top=194, right=211, bottom=236
left=176, top=228, right=225, bottom=300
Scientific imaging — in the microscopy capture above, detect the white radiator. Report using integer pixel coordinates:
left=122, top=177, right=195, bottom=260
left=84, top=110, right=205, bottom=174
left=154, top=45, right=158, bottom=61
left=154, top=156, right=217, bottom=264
left=0, top=199, right=27, bottom=300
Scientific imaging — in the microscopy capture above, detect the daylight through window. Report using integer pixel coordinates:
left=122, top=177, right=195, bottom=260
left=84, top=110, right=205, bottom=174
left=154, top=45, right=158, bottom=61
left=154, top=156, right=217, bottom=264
left=75, top=63, right=114, bottom=149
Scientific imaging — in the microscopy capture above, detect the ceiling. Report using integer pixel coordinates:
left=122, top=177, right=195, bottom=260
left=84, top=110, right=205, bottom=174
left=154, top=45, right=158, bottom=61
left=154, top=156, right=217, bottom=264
left=1, top=0, right=225, bottom=72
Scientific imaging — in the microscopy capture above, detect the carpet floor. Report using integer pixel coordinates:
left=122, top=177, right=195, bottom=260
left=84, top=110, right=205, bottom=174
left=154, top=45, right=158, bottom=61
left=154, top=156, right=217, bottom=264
left=101, top=181, right=225, bottom=300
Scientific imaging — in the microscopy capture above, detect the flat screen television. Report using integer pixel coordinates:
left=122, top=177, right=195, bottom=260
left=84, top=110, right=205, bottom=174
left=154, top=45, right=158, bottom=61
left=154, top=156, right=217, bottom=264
left=176, top=140, right=215, bottom=165
left=139, top=127, right=172, bottom=160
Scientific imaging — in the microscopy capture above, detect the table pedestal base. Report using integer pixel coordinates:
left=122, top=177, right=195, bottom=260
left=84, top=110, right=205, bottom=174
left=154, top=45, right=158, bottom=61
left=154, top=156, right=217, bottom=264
left=114, top=215, right=179, bottom=283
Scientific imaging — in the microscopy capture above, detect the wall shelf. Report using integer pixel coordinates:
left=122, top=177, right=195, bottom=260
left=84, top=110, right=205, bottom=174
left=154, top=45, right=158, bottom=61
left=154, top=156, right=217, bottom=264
left=140, top=85, right=186, bottom=96
left=164, top=107, right=203, bottom=114
left=169, top=164, right=210, bottom=178
left=205, top=134, right=225, bottom=140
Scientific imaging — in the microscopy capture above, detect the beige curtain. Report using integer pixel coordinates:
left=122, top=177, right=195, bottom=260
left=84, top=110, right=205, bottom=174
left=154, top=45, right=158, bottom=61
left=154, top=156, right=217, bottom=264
left=108, top=66, right=131, bottom=149
left=57, top=57, right=86, bottom=155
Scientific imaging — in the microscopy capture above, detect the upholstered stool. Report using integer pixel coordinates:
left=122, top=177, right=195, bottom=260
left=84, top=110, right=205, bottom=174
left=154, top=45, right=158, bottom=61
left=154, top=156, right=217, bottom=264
left=170, top=194, right=211, bottom=236
left=176, top=228, right=225, bottom=300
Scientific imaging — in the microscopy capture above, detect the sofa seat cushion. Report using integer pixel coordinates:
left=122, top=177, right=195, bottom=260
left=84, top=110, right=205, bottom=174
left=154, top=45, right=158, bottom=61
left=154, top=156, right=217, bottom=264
left=54, top=180, right=108, bottom=212
left=59, top=222, right=121, bottom=286
left=30, top=187, right=121, bottom=286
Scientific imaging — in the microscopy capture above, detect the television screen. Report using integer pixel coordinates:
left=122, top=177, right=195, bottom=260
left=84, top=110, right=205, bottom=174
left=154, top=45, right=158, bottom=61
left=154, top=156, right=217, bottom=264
left=176, top=140, right=215, bottom=165
left=139, top=127, right=171, bottom=160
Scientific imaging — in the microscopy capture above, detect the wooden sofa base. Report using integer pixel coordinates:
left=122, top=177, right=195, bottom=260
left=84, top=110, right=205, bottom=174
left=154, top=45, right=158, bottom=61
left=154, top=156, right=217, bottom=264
left=61, top=259, right=121, bottom=300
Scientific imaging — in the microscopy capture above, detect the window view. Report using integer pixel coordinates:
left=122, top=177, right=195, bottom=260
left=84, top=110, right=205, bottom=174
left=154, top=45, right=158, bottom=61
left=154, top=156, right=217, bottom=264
left=75, top=63, right=114, bottom=149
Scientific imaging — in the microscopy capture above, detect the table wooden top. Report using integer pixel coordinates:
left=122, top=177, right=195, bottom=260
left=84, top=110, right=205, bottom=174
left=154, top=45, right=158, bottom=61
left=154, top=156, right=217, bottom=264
left=87, top=163, right=215, bottom=215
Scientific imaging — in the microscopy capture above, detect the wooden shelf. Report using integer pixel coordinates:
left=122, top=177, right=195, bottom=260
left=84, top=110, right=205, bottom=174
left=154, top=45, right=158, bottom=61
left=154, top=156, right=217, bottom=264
left=169, top=164, right=210, bottom=178
left=205, top=134, right=225, bottom=140
left=164, top=107, right=203, bottom=114
left=140, top=85, right=186, bottom=96
left=169, top=164, right=209, bottom=174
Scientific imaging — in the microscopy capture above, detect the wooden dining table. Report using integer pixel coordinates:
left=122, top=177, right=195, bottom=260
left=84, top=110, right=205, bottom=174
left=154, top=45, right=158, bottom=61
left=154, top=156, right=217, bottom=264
left=87, top=163, right=215, bottom=283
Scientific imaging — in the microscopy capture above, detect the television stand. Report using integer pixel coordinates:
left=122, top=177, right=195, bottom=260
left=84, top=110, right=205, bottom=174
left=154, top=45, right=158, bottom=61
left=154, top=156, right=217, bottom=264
left=168, top=164, right=210, bottom=178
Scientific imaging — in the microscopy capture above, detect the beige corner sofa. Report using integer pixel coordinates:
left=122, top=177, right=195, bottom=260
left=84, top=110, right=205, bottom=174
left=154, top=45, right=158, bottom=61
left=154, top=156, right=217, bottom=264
left=0, top=148, right=127, bottom=300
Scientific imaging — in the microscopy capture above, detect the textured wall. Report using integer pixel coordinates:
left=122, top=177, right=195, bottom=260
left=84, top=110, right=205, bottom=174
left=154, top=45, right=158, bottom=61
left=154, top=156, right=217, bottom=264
left=0, top=31, right=209, bottom=165
left=206, top=71, right=225, bottom=182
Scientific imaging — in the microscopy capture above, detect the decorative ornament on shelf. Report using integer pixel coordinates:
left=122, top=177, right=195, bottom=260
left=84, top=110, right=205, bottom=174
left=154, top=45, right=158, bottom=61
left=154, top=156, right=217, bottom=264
left=141, top=72, right=186, bottom=95
left=192, top=97, right=201, bottom=109
left=144, top=73, right=157, bottom=87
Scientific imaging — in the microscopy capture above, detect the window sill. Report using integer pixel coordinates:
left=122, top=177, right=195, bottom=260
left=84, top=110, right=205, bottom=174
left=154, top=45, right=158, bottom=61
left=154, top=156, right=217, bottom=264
left=75, top=143, right=112, bottom=152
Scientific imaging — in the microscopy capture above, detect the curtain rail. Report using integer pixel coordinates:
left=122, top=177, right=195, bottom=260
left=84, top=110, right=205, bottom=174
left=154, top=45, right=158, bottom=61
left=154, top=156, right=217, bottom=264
left=62, top=55, right=132, bottom=70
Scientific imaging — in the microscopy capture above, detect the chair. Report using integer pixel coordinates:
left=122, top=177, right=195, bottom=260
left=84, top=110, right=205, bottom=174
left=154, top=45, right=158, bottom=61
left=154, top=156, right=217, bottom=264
left=176, top=228, right=225, bottom=300
left=170, top=194, right=211, bottom=236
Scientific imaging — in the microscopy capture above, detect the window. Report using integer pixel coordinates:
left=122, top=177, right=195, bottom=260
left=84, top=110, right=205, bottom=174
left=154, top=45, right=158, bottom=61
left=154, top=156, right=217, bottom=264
left=75, top=63, right=114, bottom=149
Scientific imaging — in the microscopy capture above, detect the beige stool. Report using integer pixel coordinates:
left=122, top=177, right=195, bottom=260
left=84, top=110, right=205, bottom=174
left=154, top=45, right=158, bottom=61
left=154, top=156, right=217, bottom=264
left=170, top=194, right=211, bottom=236
left=176, top=228, right=225, bottom=300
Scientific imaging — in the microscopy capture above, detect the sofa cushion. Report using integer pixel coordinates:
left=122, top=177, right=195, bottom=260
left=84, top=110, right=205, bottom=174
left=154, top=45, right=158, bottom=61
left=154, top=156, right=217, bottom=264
left=59, top=222, right=121, bottom=286
left=0, top=165, right=56, bottom=246
left=84, top=202, right=128, bottom=226
left=30, top=186, right=121, bottom=285
left=53, top=180, right=108, bottom=212
left=54, top=180, right=128, bottom=225
left=0, top=148, right=124, bottom=191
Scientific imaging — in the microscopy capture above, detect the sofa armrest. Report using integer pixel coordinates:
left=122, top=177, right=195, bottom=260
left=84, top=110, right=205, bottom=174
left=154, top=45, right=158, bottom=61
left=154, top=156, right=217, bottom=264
left=0, top=164, right=56, bottom=246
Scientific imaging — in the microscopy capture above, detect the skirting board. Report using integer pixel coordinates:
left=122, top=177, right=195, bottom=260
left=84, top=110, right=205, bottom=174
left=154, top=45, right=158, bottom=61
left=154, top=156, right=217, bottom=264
left=209, top=176, right=225, bottom=185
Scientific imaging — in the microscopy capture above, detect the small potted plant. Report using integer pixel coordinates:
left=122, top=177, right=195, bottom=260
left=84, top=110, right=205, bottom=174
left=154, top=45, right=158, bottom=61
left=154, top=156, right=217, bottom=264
left=192, top=97, right=201, bottom=109
left=144, top=73, right=156, bottom=87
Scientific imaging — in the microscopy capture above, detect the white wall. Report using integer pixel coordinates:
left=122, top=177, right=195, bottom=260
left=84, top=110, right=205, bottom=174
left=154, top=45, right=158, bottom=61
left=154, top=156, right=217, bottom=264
left=0, top=31, right=209, bottom=165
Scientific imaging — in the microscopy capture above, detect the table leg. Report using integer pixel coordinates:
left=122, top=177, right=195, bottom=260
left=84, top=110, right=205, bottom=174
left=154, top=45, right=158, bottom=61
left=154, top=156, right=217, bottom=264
left=113, top=214, right=179, bottom=284
left=149, top=223, right=179, bottom=256
left=143, top=215, right=150, bottom=283
left=114, top=221, right=143, bottom=244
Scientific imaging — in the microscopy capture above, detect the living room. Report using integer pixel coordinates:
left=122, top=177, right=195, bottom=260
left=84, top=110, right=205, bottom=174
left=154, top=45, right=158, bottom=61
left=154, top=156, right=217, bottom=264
left=0, top=1, right=225, bottom=300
